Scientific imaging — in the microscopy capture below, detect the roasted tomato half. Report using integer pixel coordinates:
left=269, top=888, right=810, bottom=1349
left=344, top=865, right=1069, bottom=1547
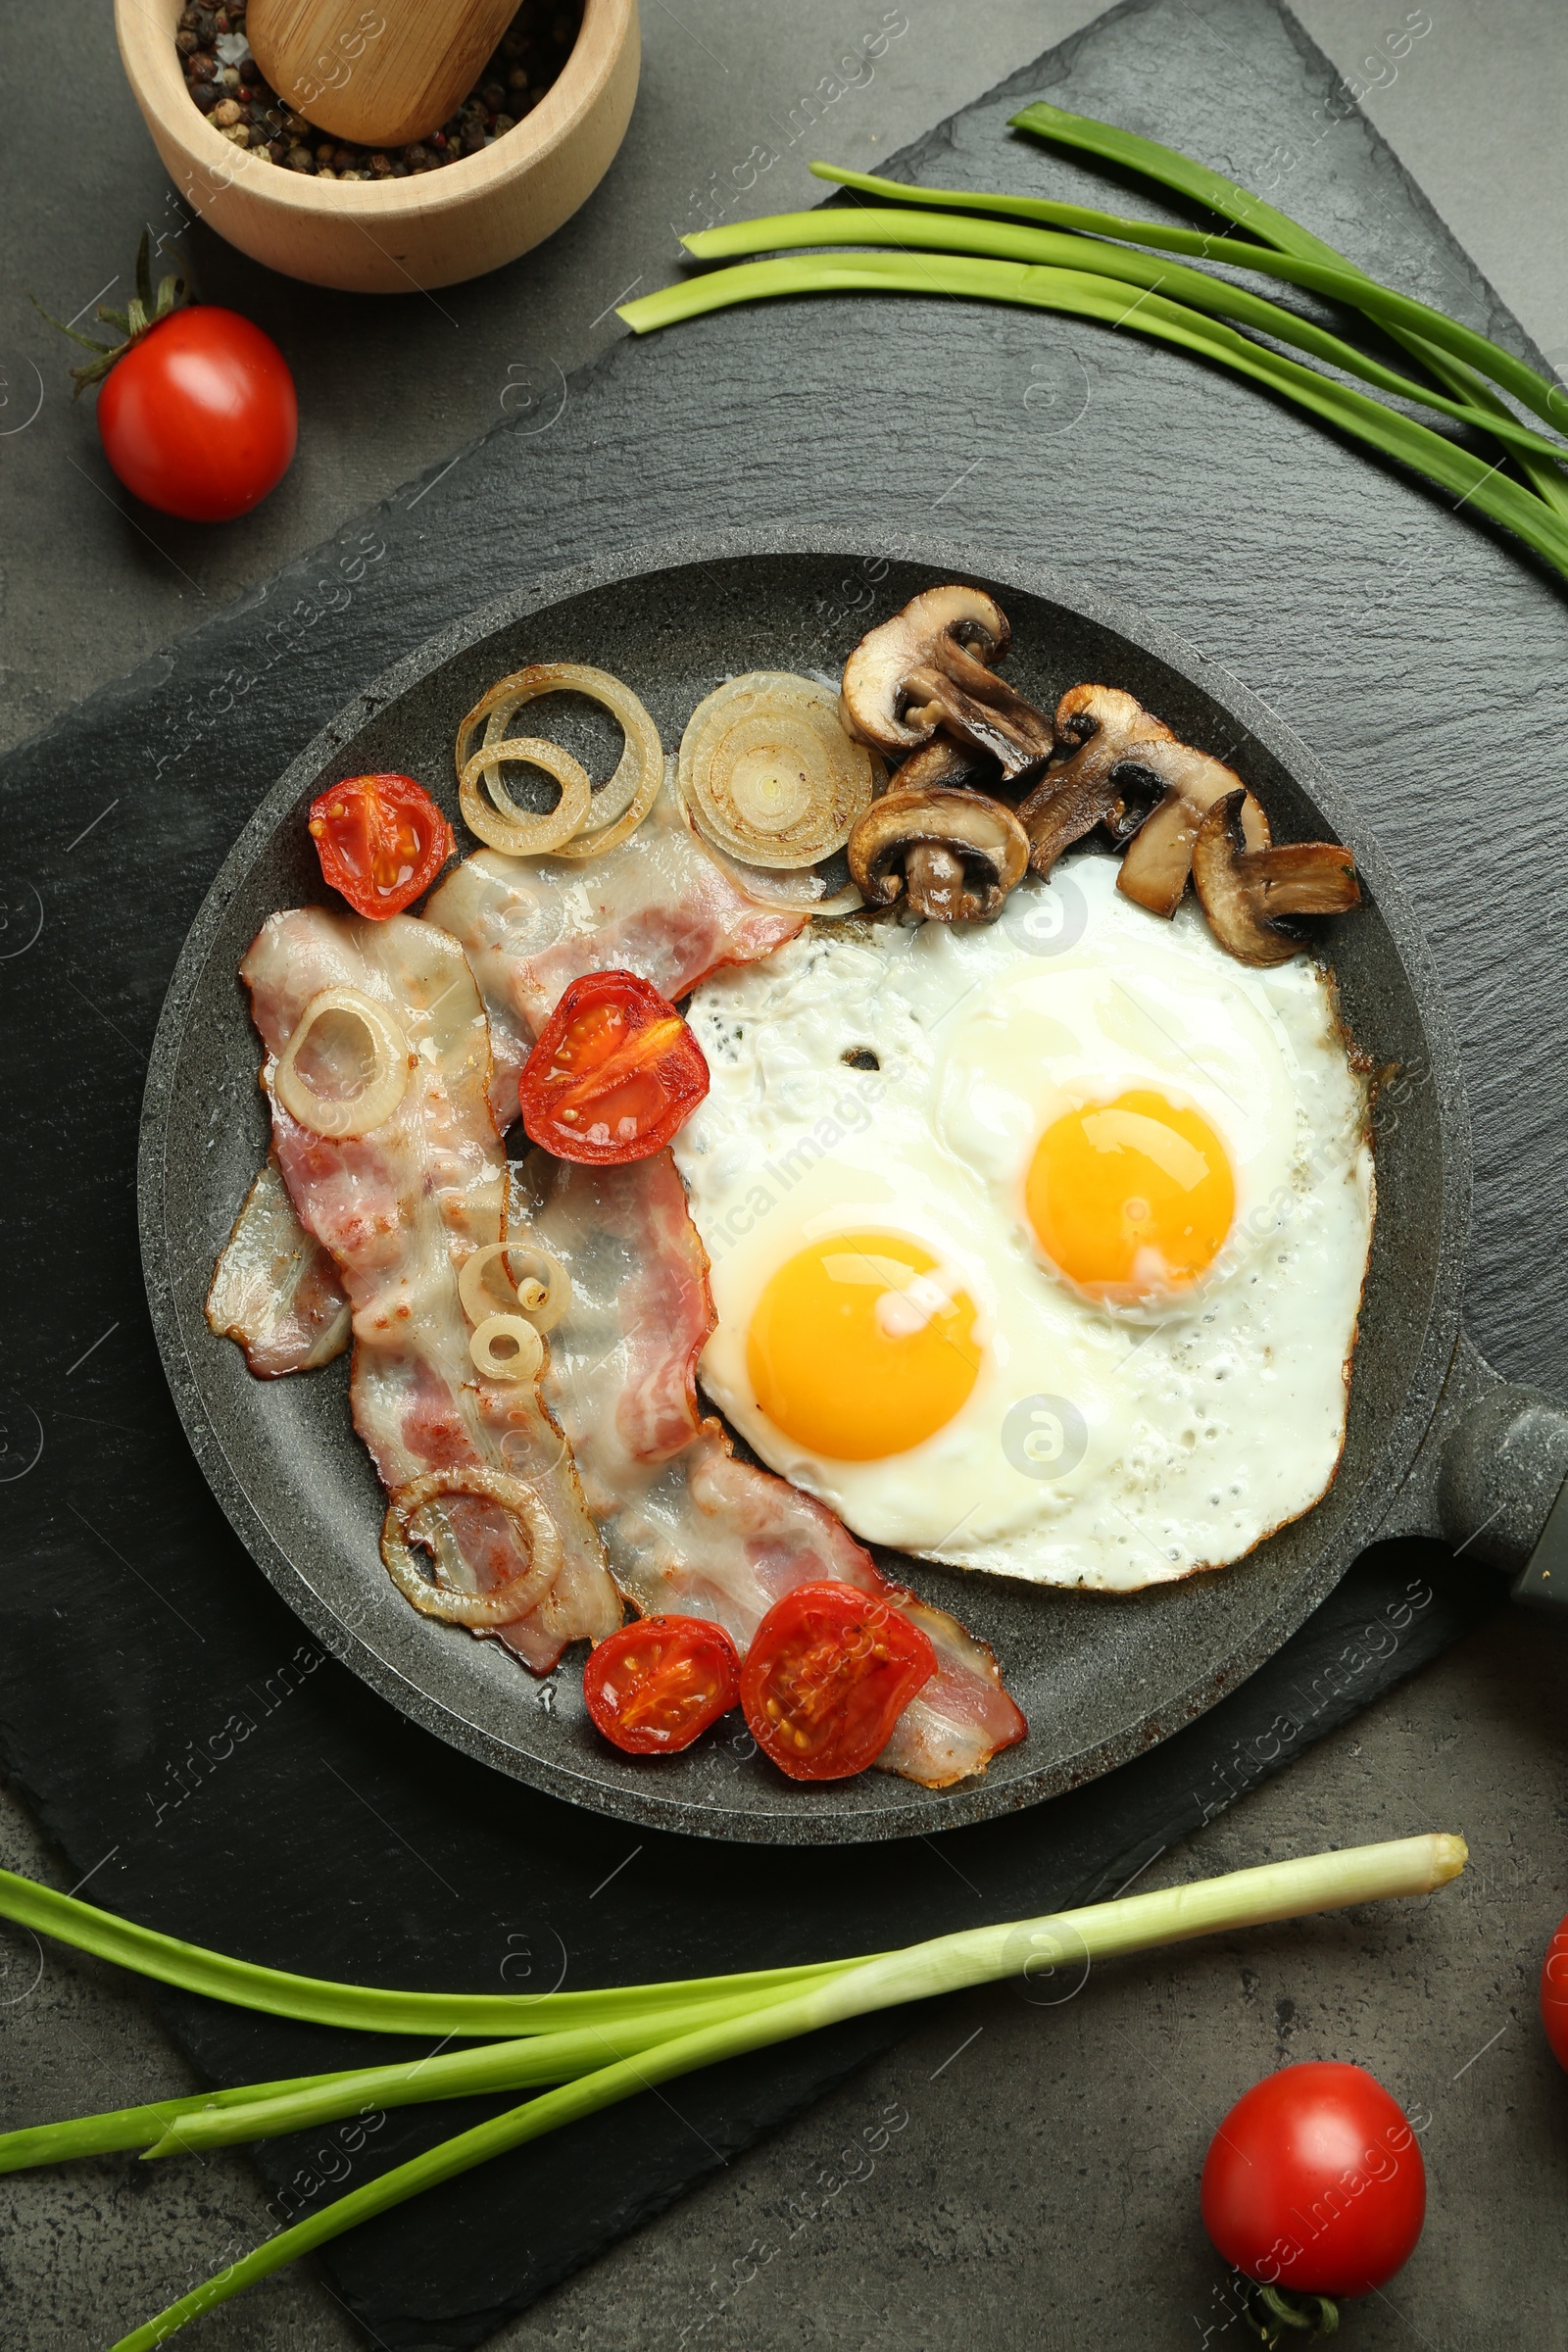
left=518, top=969, right=710, bottom=1163
left=583, top=1616, right=742, bottom=1755
left=309, top=774, right=455, bottom=919
left=741, top=1582, right=936, bottom=1782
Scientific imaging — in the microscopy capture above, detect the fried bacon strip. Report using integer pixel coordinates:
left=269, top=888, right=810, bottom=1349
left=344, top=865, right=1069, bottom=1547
left=236, top=906, right=620, bottom=1671
left=525, top=1151, right=1027, bottom=1788
left=207, top=1149, right=351, bottom=1377
left=423, top=778, right=808, bottom=1126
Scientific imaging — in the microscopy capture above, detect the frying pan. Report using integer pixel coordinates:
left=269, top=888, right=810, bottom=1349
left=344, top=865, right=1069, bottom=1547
left=138, top=529, right=1568, bottom=1845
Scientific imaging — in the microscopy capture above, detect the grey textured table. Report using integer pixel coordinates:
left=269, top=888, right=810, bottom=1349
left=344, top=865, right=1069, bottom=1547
left=3, top=4, right=1568, bottom=2349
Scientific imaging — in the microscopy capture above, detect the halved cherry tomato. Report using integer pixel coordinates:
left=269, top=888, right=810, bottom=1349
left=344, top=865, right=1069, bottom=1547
left=1540, top=1910, right=1568, bottom=2069
left=309, top=774, right=454, bottom=919
left=583, top=1616, right=742, bottom=1755
left=740, top=1581, right=936, bottom=1782
left=518, top=969, right=710, bottom=1163
left=1201, top=2062, right=1425, bottom=2299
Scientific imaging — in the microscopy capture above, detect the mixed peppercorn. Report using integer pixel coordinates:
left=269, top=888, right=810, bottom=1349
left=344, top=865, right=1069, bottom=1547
left=176, top=0, right=584, bottom=178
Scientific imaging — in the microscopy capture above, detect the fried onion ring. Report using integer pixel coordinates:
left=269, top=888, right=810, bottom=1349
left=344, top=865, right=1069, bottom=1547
left=273, top=988, right=410, bottom=1139
left=380, top=1465, right=562, bottom=1626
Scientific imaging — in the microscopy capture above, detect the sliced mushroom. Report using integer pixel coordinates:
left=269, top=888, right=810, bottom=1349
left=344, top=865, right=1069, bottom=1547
left=841, top=585, right=1054, bottom=784
left=1192, top=791, right=1361, bottom=966
left=848, top=787, right=1030, bottom=922
left=1017, top=683, right=1173, bottom=877
left=892, top=734, right=1001, bottom=795
left=1115, top=738, right=1271, bottom=917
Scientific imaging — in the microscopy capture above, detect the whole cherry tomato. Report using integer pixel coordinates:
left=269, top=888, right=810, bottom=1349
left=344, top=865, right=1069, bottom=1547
left=583, top=1616, right=742, bottom=1755
left=740, top=1581, right=935, bottom=1782
left=309, top=775, right=455, bottom=919
left=1201, top=2062, right=1425, bottom=2299
left=518, top=970, right=710, bottom=1163
left=1540, top=1909, right=1568, bottom=2069
left=96, top=307, right=297, bottom=521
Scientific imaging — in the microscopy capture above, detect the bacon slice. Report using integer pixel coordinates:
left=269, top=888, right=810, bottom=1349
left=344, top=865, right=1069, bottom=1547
left=423, top=780, right=808, bottom=1126
left=207, top=1150, right=351, bottom=1378
left=525, top=1151, right=1027, bottom=1788
left=238, top=907, right=621, bottom=1672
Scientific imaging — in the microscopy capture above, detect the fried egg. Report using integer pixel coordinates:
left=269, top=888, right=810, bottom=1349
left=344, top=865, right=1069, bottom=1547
left=672, top=854, right=1373, bottom=1591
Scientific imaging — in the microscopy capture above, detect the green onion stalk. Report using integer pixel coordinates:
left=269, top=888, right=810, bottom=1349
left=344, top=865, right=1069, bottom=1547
left=0, top=1836, right=1464, bottom=2346
left=614, top=101, right=1568, bottom=581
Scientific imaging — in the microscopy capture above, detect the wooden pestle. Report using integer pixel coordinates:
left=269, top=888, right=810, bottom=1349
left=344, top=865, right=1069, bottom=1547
left=246, top=0, right=521, bottom=149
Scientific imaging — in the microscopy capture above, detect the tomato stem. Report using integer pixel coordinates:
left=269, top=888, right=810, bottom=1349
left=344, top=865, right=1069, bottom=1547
left=30, top=228, right=193, bottom=397
left=1235, top=2275, right=1340, bottom=2344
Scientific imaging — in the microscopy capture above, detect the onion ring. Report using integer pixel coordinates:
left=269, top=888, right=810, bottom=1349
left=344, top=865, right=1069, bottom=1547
left=273, top=988, right=410, bottom=1139
left=469, top=1314, right=545, bottom=1382
left=380, top=1465, right=562, bottom=1626
left=459, top=735, right=592, bottom=858
left=673, top=774, right=865, bottom=915
left=678, top=672, right=877, bottom=868
left=455, top=663, right=662, bottom=860
left=457, top=1240, right=572, bottom=1332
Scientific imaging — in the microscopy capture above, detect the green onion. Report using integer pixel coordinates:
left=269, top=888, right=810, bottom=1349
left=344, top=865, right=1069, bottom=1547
left=1002, top=101, right=1568, bottom=524
left=102, top=1835, right=1465, bottom=2351
left=0, top=1864, right=859, bottom=2039
left=805, top=160, right=1566, bottom=443
left=683, top=208, right=1568, bottom=466
left=618, top=254, right=1568, bottom=582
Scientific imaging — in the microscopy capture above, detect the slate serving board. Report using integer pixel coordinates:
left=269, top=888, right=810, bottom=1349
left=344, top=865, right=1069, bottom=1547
left=0, top=0, right=1559, bottom=2340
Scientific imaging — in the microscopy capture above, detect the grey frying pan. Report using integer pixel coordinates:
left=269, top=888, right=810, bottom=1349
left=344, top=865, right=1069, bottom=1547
left=137, top=529, right=1568, bottom=1845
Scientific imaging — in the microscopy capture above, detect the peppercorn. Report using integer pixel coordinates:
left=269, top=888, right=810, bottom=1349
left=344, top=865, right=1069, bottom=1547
left=317, top=165, right=337, bottom=180
left=220, top=122, right=251, bottom=145
left=461, top=122, right=487, bottom=155
left=190, top=79, right=221, bottom=111
left=239, top=58, right=259, bottom=82
left=480, top=79, right=507, bottom=110
left=267, top=137, right=289, bottom=165
left=315, top=141, right=335, bottom=162
left=286, top=146, right=315, bottom=172
left=389, top=160, right=411, bottom=176
left=188, top=49, right=217, bottom=79
left=212, top=97, right=243, bottom=125
left=491, top=112, right=517, bottom=135
left=508, top=65, right=530, bottom=90
left=282, top=110, right=310, bottom=136
left=175, top=26, right=199, bottom=54
left=367, top=151, right=393, bottom=176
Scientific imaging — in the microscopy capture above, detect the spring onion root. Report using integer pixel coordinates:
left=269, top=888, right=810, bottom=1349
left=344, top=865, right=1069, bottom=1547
left=58, top=1833, right=1466, bottom=2349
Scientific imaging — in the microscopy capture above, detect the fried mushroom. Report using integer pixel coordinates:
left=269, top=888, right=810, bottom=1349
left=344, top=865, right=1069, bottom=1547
left=891, top=734, right=1001, bottom=795
left=1017, top=683, right=1173, bottom=876
left=1114, top=738, right=1271, bottom=916
left=848, top=786, right=1030, bottom=921
left=841, top=585, right=1054, bottom=784
left=1192, top=790, right=1361, bottom=966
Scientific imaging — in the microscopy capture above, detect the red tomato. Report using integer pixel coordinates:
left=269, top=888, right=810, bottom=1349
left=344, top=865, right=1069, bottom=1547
left=583, top=1617, right=742, bottom=1755
left=1540, top=1910, right=1568, bottom=2069
left=1201, top=2062, right=1425, bottom=2297
left=309, top=775, right=455, bottom=919
left=741, top=1582, right=935, bottom=1782
left=96, top=309, right=296, bottom=521
left=518, top=970, right=710, bottom=1163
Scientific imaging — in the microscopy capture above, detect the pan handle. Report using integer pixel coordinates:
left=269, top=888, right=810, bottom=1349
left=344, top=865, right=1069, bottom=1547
left=1402, top=1332, right=1568, bottom=1612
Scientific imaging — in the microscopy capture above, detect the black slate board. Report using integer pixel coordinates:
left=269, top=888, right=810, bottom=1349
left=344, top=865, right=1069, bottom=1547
left=0, top=0, right=1559, bottom=2340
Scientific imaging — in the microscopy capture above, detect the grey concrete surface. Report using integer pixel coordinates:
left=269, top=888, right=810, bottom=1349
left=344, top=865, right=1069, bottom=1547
left=3, top=2, right=1568, bottom=2347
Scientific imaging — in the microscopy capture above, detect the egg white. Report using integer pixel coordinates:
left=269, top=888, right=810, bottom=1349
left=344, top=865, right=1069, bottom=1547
left=673, top=855, right=1374, bottom=1591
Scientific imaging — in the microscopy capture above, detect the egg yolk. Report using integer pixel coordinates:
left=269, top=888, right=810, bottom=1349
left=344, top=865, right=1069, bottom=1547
left=745, top=1230, right=981, bottom=1461
left=1025, top=1089, right=1235, bottom=1296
